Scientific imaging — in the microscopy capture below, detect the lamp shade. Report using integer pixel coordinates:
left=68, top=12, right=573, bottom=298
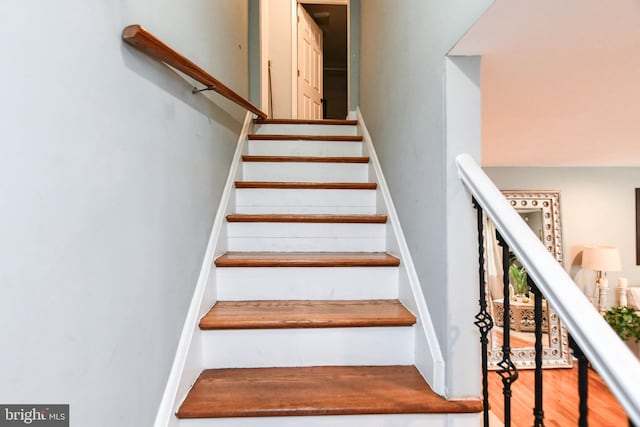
left=582, top=245, right=621, bottom=272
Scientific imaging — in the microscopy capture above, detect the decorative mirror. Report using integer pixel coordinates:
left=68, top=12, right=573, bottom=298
left=484, top=191, right=573, bottom=369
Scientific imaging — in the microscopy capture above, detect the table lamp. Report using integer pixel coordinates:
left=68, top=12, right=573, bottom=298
left=582, top=245, right=621, bottom=314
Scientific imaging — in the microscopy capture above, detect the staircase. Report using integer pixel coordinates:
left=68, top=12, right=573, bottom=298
left=159, top=114, right=482, bottom=427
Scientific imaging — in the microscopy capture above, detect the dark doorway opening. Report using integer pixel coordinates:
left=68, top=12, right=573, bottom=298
left=302, top=3, right=348, bottom=119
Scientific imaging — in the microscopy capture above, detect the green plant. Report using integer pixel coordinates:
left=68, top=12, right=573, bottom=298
left=508, top=263, right=528, bottom=295
left=604, top=306, right=640, bottom=342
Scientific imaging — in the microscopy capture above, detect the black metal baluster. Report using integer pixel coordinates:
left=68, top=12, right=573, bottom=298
left=569, top=335, right=589, bottom=427
left=496, top=232, right=519, bottom=427
left=472, top=198, right=493, bottom=427
left=529, top=278, right=545, bottom=426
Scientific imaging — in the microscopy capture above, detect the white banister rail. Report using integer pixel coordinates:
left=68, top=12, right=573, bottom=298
left=456, top=153, right=640, bottom=425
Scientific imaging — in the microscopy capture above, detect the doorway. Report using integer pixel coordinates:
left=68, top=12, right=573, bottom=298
left=297, top=2, right=348, bottom=119
left=297, top=4, right=324, bottom=119
left=256, top=0, right=350, bottom=120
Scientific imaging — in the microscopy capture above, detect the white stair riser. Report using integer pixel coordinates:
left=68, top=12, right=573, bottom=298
left=242, top=162, right=369, bottom=182
left=216, top=267, right=399, bottom=300
left=200, top=327, right=415, bottom=368
left=226, top=223, right=386, bottom=252
left=177, top=413, right=481, bottom=427
left=253, top=123, right=357, bottom=136
left=235, top=188, right=377, bottom=215
left=248, top=140, right=362, bottom=156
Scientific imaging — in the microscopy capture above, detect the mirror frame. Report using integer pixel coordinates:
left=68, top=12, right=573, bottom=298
left=485, top=190, right=573, bottom=369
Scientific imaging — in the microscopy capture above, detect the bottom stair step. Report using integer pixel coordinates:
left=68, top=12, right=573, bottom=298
left=176, top=366, right=482, bottom=419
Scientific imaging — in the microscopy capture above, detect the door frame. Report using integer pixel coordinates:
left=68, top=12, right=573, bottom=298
left=259, top=0, right=270, bottom=116
left=291, top=0, right=350, bottom=119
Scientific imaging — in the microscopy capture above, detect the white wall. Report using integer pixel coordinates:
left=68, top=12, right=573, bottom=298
left=0, top=1, right=248, bottom=426
left=359, top=0, right=492, bottom=397
left=249, top=0, right=261, bottom=105
left=485, top=167, right=640, bottom=305
left=262, top=0, right=294, bottom=118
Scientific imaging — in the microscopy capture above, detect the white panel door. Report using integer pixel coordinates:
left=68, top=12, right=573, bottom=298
left=297, top=4, right=323, bottom=120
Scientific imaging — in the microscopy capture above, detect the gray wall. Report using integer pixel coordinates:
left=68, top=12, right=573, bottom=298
left=359, top=0, right=492, bottom=396
left=0, top=1, right=248, bottom=425
left=444, top=56, right=483, bottom=396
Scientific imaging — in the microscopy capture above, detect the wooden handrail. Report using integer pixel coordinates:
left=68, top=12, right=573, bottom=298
left=122, top=25, right=267, bottom=119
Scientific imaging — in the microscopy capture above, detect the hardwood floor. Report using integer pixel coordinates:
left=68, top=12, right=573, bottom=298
left=488, top=364, right=629, bottom=426
left=493, top=326, right=549, bottom=348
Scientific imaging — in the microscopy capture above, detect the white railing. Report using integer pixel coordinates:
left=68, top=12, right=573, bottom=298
left=456, top=153, right=640, bottom=426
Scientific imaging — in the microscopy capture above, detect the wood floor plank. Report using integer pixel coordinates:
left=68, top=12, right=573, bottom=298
left=235, top=181, right=377, bottom=190
left=253, top=118, right=357, bottom=126
left=225, top=214, right=387, bottom=223
left=242, top=155, right=369, bottom=163
left=248, top=134, right=363, bottom=141
left=176, top=365, right=482, bottom=418
left=199, top=300, right=416, bottom=330
left=488, top=365, right=629, bottom=427
left=214, top=251, right=400, bottom=267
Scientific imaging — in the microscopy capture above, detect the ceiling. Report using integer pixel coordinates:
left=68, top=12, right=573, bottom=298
left=449, top=0, right=640, bottom=166
left=451, top=0, right=640, bottom=56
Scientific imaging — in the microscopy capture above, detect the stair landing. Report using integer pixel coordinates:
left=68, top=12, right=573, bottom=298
left=176, top=365, right=482, bottom=419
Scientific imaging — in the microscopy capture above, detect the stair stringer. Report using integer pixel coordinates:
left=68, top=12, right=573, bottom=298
left=357, top=108, right=446, bottom=395
left=153, top=112, right=254, bottom=427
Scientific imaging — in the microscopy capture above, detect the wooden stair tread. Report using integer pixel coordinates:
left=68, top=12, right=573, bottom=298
left=242, top=155, right=369, bottom=163
left=254, top=118, right=357, bottom=126
left=214, top=252, right=400, bottom=267
left=199, top=300, right=416, bottom=329
left=248, top=134, right=363, bottom=141
left=176, top=365, right=482, bottom=418
left=226, top=214, right=387, bottom=223
left=235, top=181, right=377, bottom=190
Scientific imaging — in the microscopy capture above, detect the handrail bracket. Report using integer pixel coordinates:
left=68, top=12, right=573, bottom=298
left=192, top=85, right=218, bottom=95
